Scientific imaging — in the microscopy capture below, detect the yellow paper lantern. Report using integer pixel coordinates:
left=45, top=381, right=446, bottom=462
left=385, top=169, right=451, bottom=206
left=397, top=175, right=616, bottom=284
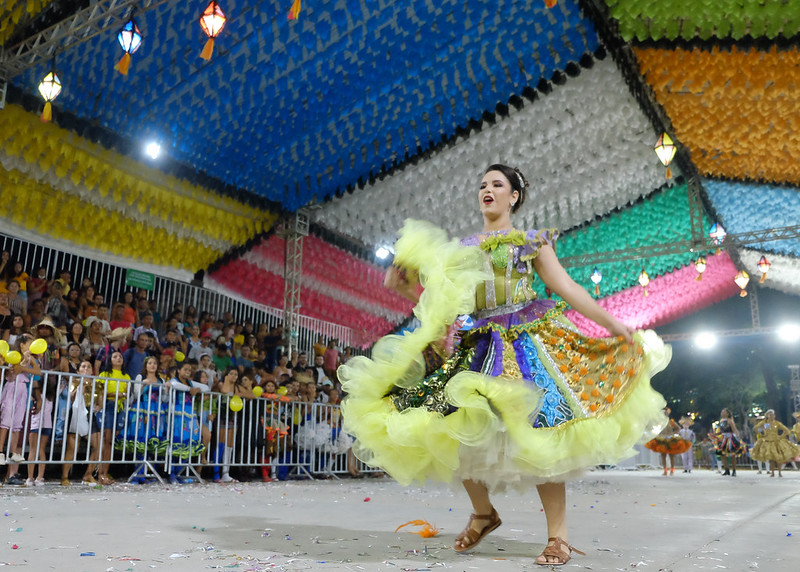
left=638, top=268, right=650, bottom=297
left=734, top=270, right=750, bottom=297
left=654, top=133, right=677, bottom=179
left=694, top=256, right=707, bottom=281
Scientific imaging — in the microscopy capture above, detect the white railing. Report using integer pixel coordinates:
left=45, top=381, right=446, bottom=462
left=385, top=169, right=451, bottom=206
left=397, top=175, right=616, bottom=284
left=0, top=366, right=376, bottom=484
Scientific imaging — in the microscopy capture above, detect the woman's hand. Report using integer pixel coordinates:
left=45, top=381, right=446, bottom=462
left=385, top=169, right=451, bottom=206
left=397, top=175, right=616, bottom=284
left=605, top=319, right=635, bottom=344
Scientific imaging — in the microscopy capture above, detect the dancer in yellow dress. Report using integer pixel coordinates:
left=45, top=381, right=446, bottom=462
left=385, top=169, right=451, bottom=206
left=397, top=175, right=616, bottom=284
left=751, top=409, right=800, bottom=477
left=340, top=164, right=670, bottom=566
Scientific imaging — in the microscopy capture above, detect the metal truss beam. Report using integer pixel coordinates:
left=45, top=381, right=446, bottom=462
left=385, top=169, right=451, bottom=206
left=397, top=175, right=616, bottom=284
left=660, top=326, right=778, bottom=342
left=789, top=366, right=800, bottom=413
left=560, top=224, right=800, bottom=268
left=0, top=0, right=172, bottom=79
left=281, top=210, right=309, bottom=359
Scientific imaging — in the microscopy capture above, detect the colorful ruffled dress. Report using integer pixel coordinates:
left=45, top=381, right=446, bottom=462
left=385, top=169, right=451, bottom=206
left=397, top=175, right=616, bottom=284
left=644, top=418, right=692, bottom=455
left=340, top=221, right=670, bottom=492
left=750, top=419, right=800, bottom=464
left=710, top=419, right=746, bottom=458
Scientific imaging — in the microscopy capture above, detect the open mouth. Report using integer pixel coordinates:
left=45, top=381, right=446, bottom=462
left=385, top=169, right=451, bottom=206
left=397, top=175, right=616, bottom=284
left=482, top=195, right=494, bottom=205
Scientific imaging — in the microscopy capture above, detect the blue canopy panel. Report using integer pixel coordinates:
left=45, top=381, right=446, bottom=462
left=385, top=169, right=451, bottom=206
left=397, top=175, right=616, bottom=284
left=17, top=0, right=598, bottom=210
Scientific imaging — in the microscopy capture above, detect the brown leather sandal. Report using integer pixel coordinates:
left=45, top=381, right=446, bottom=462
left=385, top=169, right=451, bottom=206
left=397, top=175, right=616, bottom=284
left=453, top=507, right=502, bottom=553
left=536, top=536, right=585, bottom=566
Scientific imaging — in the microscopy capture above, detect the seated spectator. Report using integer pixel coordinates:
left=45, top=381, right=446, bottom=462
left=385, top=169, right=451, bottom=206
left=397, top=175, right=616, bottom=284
left=311, top=354, right=332, bottom=387
left=313, top=335, right=326, bottom=359
left=26, top=267, right=49, bottom=310
left=3, top=314, right=25, bottom=347
left=123, top=331, right=153, bottom=379
left=81, top=316, right=107, bottom=361
left=61, top=321, right=84, bottom=351
left=109, top=302, right=133, bottom=330
left=199, top=354, right=217, bottom=388
left=6, top=280, right=26, bottom=320
left=135, top=296, right=150, bottom=324
left=79, top=285, right=97, bottom=319
left=28, top=298, right=46, bottom=328
left=272, top=353, right=292, bottom=381
left=45, top=281, right=70, bottom=328
left=94, top=326, right=132, bottom=375
left=64, top=289, right=81, bottom=324
left=32, top=316, right=62, bottom=372
left=323, top=339, right=339, bottom=382
left=119, top=291, right=139, bottom=326
left=212, top=342, right=233, bottom=372
left=162, top=329, right=186, bottom=356
left=133, top=312, right=161, bottom=352
left=55, top=268, right=72, bottom=297
left=235, top=344, right=255, bottom=372
left=189, top=330, right=214, bottom=361
left=293, top=352, right=311, bottom=374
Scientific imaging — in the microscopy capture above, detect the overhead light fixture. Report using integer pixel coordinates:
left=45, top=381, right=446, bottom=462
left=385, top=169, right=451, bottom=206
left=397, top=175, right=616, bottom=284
left=777, top=324, right=800, bottom=343
left=145, top=141, right=161, bottom=159
left=694, top=331, right=717, bottom=350
left=376, top=246, right=393, bottom=260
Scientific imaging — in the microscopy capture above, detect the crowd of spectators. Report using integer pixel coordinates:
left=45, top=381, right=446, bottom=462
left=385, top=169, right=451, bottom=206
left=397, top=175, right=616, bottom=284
left=0, top=252, right=359, bottom=487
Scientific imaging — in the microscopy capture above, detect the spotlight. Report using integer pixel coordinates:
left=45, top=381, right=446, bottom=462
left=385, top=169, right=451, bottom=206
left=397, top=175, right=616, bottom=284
left=777, top=324, right=800, bottom=343
left=694, top=331, right=717, bottom=350
left=376, top=246, right=392, bottom=260
left=145, top=141, right=161, bottom=159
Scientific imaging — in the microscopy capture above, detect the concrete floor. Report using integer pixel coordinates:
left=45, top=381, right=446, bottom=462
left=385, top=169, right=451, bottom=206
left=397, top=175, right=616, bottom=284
left=1, top=467, right=798, bottom=571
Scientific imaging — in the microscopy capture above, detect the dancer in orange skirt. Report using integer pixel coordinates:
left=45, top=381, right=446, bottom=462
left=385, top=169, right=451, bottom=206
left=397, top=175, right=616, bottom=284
left=644, top=408, right=692, bottom=475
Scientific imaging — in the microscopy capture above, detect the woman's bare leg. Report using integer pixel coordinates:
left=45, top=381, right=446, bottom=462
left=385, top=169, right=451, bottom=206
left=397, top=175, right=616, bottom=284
left=455, top=479, right=495, bottom=550
left=535, top=482, right=568, bottom=565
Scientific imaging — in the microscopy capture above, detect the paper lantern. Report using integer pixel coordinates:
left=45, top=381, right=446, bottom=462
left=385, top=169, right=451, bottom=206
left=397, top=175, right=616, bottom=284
left=694, top=256, right=707, bottom=281
left=734, top=270, right=750, bottom=297
left=199, top=1, right=227, bottom=60
left=116, top=17, right=143, bottom=75
left=37, top=70, right=61, bottom=123
left=709, top=223, right=727, bottom=254
left=757, top=256, right=770, bottom=283
left=590, top=268, right=602, bottom=296
left=638, top=268, right=650, bottom=297
left=654, top=133, right=677, bottom=179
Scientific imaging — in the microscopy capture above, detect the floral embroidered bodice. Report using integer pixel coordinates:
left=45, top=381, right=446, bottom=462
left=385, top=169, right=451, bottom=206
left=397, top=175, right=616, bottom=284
left=460, top=229, right=558, bottom=314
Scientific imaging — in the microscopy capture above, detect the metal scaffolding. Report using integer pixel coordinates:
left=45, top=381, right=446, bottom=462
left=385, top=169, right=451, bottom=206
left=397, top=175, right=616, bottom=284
left=0, top=0, right=171, bottom=79
left=280, top=210, right=310, bottom=360
left=790, top=366, right=800, bottom=414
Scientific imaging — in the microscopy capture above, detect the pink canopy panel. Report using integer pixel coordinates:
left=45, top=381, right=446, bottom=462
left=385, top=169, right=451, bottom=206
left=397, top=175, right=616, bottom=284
left=209, top=235, right=414, bottom=347
left=565, top=252, right=741, bottom=337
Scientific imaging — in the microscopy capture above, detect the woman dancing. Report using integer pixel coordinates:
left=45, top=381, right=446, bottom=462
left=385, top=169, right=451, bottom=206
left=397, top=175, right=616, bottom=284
left=340, top=164, right=669, bottom=565
left=644, top=408, right=691, bottom=475
left=714, top=408, right=744, bottom=476
left=750, top=409, right=800, bottom=477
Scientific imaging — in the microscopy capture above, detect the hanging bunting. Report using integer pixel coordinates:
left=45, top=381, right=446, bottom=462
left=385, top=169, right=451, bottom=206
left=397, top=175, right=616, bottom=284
left=116, top=17, right=143, bottom=76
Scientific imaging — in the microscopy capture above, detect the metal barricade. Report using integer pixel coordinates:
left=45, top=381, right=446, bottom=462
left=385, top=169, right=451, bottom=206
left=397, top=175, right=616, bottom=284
left=1, top=365, right=377, bottom=484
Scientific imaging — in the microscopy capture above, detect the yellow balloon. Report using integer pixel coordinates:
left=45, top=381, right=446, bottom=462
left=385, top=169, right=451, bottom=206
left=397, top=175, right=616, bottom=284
left=252, top=386, right=263, bottom=398
left=229, top=395, right=243, bottom=412
left=5, top=351, right=22, bottom=365
left=0, top=339, right=9, bottom=356
left=276, top=386, right=288, bottom=396
left=29, top=338, right=48, bottom=355
left=175, top=351, right=185, bottom=362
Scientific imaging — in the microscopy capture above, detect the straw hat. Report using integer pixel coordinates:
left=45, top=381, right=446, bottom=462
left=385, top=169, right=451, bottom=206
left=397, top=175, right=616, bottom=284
left=108, top=327, right=132, bottom=342
left=31, top=316, right=63, bottom=344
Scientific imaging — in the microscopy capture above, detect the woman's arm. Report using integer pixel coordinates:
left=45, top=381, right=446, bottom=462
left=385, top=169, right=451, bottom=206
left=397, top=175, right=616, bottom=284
left=533, top=245, right=634, bottom=342
left=728, top=418, right=739, bottom=435
left=384, top=265, right=420, bottom=304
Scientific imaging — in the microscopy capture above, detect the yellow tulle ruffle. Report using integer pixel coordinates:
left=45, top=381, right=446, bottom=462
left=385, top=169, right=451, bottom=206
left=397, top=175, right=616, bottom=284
left=340, top=220, right=670, bottom=488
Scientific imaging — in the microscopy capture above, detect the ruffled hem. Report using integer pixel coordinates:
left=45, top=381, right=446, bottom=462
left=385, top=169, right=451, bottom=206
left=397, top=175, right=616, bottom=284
left=751, top=439, right=800, bottom=463
left=340, top=219, right=669, bottom=490
left=644, top=436, right=693, bottom=455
